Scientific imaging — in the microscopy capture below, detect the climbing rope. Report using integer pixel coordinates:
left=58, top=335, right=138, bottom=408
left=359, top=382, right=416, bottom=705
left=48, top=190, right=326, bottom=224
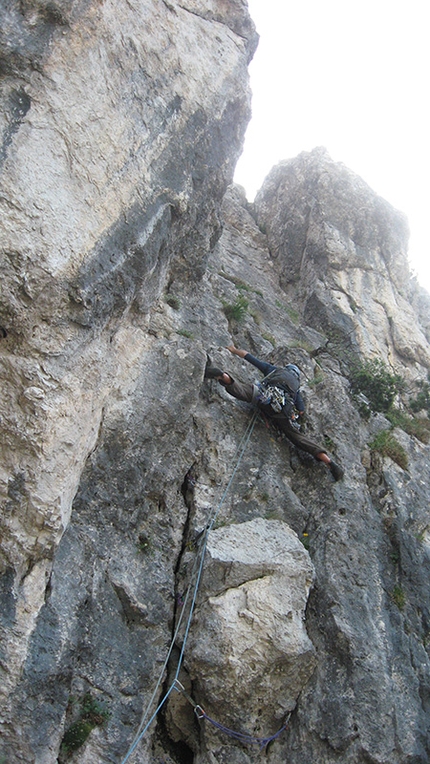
left=173, top=680, right=290, bottom=751
left=197, top=710, right=289, bottom=750
left=120, top=409, right=259, bottom=764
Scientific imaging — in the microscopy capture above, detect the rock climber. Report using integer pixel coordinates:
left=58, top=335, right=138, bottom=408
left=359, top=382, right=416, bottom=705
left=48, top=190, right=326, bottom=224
left=205, top=344, right=344, bottom=481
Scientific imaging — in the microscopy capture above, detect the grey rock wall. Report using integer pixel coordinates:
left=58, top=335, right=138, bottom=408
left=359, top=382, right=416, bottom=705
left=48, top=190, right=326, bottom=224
left=0, top=0, right=257, bottom=760
left=1, top=3, right=430, bottom=764
left=254, top=148, right=430, bottom=369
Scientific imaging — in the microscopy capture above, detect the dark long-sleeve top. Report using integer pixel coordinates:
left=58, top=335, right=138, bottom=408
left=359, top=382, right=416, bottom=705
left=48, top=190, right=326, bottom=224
left=244, top=353, right=305, bottom=413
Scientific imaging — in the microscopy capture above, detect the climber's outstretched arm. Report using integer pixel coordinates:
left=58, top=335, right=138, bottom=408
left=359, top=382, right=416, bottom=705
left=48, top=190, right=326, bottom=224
left=227, top=345, right=275, bottom=378
left=227, top=344, right=247, bottom=358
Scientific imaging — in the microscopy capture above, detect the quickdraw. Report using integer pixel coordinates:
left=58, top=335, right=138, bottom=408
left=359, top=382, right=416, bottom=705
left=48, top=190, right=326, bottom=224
left=253, top=383, right=301, bottom=431
left=255, top=383, right=291, bottom=414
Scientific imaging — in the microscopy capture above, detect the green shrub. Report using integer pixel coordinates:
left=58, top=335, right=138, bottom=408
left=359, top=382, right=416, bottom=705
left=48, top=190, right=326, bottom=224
left=222, top=294, right=249, bottom=322
left=391, top=585, right=406, bottom=610
left=288, top=339, right=315, bottom=355
left=249, top=308, right=262, bottom=325
left=308, top=371, right=324, bottom=388
left=137, top=533, right=152, bottom=554
left=165, top=294, right=181, bottom=310
left=409, top=377, right=430, bottom=415
left=219, top=272, right=263, bottom=297
left=61, top=693, right=110, bottom=754
left=386, top=410, right=430, bottom=444
left=416, top=528, right=428, bottom=543
left=370, top=429, right=408, bottom=470
left=286, top=306, right=300, bottom=324
left=350, top=359, right=404, bottom=413
left=323, top=434, right=335, bottom=451
left=264, top=509, right=281, bottom=519
left=261, top=332, right=276, bottom=347
left=61, top=720, right=95, bottom=753
left=177, top=329, right=193, bottom=338
left=275, top=300, right=300, bottom=324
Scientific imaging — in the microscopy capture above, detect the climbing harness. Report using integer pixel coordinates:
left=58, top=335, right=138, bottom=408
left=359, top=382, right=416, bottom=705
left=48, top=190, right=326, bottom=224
left=121, top=409, right=268, bottom=764
left=253, top=382, right=301, bottom=430
left=290, top=412, right=302, bottom=431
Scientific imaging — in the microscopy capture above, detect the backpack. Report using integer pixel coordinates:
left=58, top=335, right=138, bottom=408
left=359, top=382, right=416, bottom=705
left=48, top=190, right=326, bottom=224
left=257, top=364, right=301, bottom=416
left=262, top=365, right=300, bottom=394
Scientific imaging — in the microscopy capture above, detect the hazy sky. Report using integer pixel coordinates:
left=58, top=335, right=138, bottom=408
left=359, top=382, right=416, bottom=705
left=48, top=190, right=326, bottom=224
left=234, top=0, right=430, bottom=293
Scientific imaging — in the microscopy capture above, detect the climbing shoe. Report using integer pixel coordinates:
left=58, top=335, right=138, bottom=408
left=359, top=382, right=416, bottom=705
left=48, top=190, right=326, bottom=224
left=329, top=461, right=344, bottom=481
left=204, top=362, right=224, bottom=380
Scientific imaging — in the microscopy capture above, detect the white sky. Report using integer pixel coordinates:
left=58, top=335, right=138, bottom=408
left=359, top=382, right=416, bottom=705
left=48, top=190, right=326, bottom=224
left=234, top=0, right=430, bottom=293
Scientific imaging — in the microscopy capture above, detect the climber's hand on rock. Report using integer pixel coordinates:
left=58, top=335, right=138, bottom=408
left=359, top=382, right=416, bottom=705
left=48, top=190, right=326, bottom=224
left=227, top=345, right=247, bottom=358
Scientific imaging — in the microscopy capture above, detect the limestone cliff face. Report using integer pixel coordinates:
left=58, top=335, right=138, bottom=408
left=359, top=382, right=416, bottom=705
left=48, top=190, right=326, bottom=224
left=254, top=149, right=430, bottom=368
left=1, top=2, right=430, bottom=764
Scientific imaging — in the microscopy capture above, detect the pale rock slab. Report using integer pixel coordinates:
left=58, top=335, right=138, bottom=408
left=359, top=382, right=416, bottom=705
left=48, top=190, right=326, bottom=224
left=172, top=518, right=316, bottom=760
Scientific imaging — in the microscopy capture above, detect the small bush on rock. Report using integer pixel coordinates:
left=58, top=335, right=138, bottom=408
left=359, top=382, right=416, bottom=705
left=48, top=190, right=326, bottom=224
left=386, top=409, right=430, bottom=444
left=350, top=359, right=404, bottom=413
left=222, top=294, right=249, bottom=322
left=165, top=294, right=181, bottom=310
left=391, top=584, right=406, bottom=610
left=409, top=376, right=430, bottom=415
left=60, top=693, right=110, bottom=755
left=369, top=430, right=408, bottom=470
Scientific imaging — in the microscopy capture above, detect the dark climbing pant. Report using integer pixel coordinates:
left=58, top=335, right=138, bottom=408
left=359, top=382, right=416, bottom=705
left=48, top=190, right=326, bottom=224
left=224, top=376, right=327, bottom=459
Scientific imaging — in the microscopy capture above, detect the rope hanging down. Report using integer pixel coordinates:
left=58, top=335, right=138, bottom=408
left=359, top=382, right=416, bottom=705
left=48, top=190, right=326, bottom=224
left=121, top=410, right=259, bottom=764
left=197, top=710, right=289, bottom=750
left=173, top=680, right=290, bottom=751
